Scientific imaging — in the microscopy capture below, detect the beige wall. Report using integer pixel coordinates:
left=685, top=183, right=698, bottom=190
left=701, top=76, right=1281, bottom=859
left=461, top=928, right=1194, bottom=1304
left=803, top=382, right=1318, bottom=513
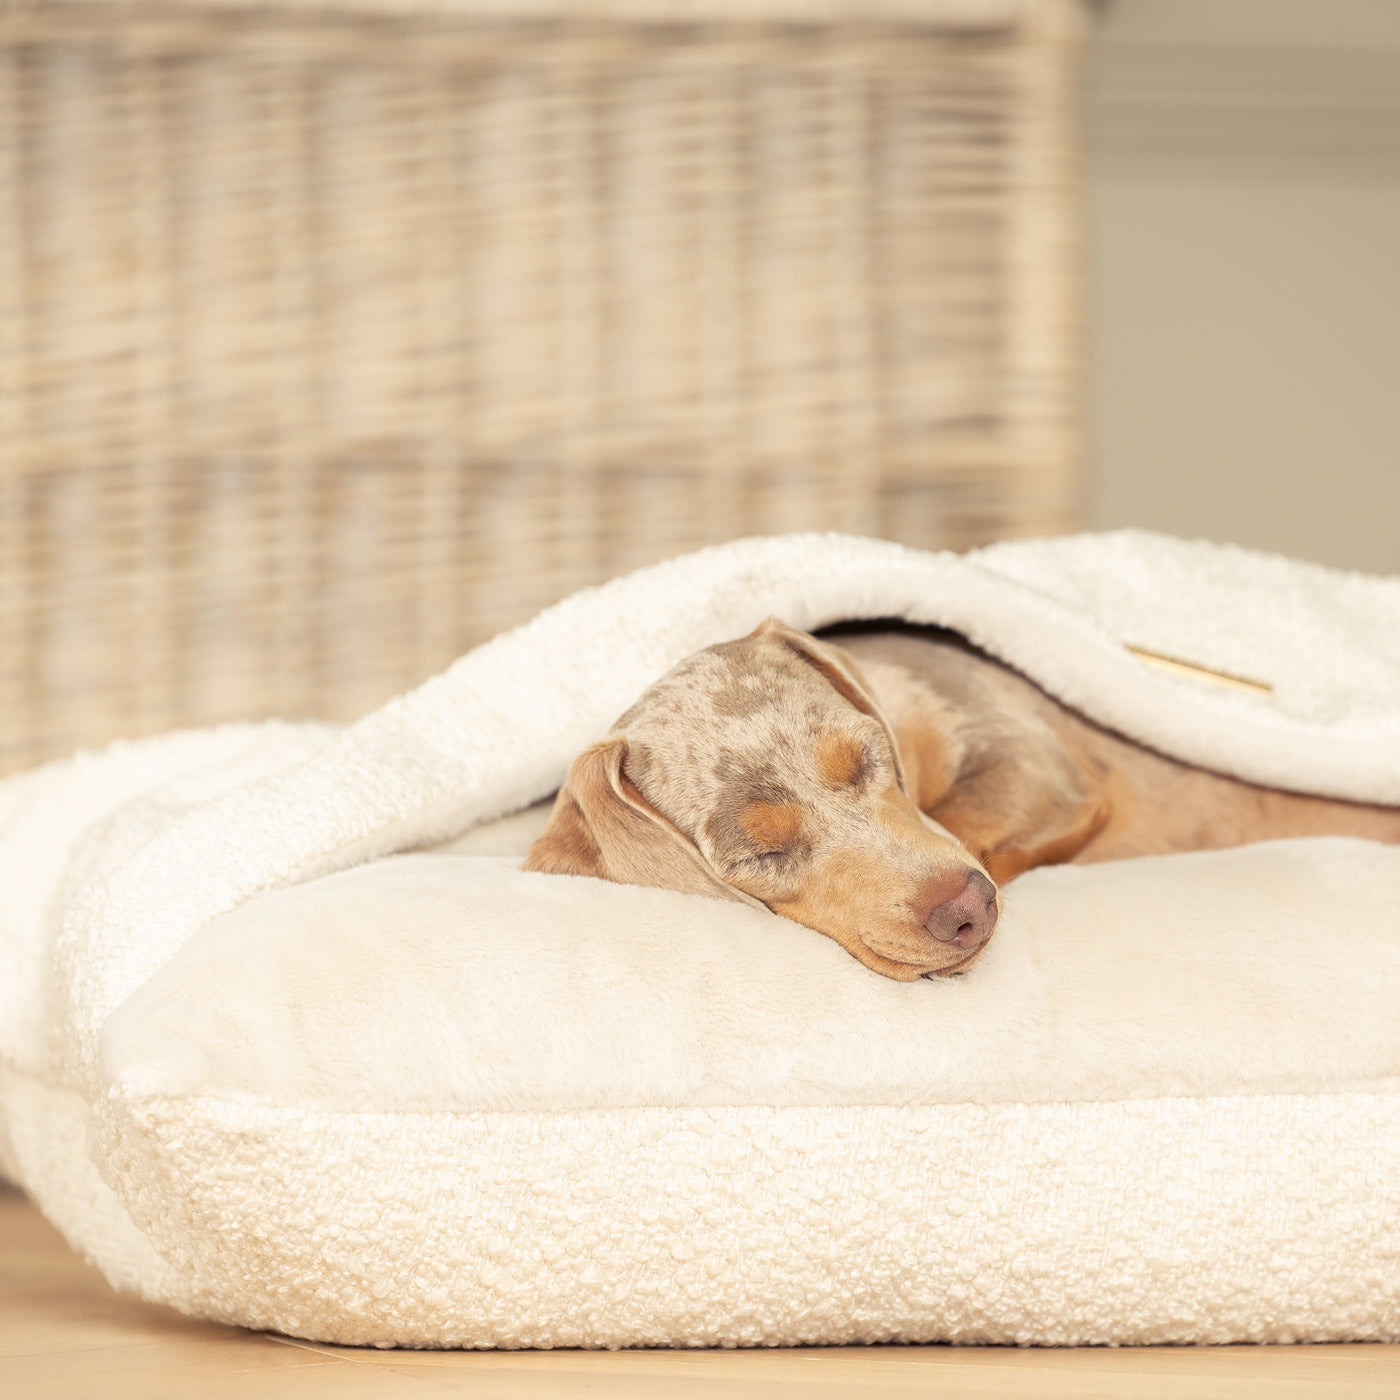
left=1087, top=0, right=1400, bottom=574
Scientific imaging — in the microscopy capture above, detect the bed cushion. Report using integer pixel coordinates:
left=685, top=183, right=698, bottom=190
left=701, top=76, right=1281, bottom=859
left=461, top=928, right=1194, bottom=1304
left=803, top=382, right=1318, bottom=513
left=84, top=839, right=1400, bottom=1346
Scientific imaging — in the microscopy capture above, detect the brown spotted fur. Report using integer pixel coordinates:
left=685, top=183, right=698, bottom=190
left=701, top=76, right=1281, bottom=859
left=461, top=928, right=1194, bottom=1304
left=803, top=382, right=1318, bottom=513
left=525, top=618, right=1400, bottom=980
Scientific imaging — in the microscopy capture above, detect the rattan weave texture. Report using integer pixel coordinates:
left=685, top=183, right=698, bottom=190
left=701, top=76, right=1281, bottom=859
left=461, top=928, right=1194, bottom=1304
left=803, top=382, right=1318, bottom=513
left=0, top=1, right=1083, bottom=774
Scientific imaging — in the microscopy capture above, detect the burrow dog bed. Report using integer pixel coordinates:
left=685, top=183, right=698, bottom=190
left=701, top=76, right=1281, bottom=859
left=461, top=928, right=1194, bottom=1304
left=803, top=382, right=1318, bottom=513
left=2, top=530, right=1399, bottom=1348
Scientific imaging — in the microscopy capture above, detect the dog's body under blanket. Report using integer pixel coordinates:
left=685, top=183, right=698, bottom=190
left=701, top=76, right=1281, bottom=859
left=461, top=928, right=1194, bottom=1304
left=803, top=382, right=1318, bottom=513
left=2, top=530, right=1400, bottom=1347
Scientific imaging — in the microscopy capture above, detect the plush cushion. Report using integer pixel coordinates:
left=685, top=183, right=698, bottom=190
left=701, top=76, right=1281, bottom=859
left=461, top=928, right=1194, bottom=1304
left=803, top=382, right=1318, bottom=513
left=86, top=839, right=1400, bottom=1346
left=103, top=842, right=1400, bottom=1115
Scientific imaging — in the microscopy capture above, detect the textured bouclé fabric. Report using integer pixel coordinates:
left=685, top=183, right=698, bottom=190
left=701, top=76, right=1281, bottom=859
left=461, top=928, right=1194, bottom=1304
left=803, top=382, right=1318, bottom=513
left=1, top=530, right=1398, bottom=1346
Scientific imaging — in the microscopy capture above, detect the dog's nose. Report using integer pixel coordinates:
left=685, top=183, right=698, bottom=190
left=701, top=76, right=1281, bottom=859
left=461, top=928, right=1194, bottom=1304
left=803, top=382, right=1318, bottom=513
left=924, top=870, right=998, bottom=949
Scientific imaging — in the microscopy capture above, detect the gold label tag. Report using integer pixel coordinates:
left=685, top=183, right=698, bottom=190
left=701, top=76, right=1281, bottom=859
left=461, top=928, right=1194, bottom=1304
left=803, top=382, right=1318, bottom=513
left=1126, top=645, right=1273, bottom=696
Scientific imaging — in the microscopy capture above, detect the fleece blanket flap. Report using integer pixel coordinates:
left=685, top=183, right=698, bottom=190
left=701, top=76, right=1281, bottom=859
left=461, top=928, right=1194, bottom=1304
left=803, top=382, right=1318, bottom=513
left=2, top=529, right=1399, bottom=1347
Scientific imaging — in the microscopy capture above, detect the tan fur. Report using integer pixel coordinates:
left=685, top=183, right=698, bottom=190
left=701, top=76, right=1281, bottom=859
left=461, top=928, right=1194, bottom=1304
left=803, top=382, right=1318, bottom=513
left=527, top=737, right=765, bottom=909
left=740, top=801, right=803, bottom=851
left=525, top=618, right=1400, bottom=980
left=815, top=733, right=865, bottom=787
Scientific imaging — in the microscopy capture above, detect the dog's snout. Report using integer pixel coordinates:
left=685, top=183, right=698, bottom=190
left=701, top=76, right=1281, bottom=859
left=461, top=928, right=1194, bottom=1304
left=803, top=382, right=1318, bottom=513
left=923, top=869, right=998, bottom=949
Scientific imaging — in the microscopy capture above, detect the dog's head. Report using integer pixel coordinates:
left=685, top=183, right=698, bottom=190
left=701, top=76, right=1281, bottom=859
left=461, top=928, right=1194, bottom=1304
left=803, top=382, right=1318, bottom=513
left=523, top=618, right=998, bottom=981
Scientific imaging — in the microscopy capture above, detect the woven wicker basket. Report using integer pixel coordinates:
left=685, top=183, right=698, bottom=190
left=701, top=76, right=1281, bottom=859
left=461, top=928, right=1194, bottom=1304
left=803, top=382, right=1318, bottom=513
left=0, top=0, right=1084, bottom=775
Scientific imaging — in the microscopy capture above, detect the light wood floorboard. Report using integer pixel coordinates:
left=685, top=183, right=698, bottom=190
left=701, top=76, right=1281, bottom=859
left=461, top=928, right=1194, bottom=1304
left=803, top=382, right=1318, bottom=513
left=3, top=1185, right=1397, bottom=1398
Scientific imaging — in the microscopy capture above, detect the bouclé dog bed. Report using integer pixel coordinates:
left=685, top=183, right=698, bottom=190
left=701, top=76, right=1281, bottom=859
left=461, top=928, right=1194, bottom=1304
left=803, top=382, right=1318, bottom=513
left=1, top=530, right=1398, bottom=1346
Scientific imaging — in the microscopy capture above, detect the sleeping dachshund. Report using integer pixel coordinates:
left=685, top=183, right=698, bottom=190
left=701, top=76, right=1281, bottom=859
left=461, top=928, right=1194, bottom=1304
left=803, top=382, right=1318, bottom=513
left=524, top=618, right=1400, bottom=980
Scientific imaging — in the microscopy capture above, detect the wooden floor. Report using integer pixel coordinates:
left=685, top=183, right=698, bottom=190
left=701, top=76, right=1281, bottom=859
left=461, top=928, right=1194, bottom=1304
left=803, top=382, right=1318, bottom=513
left=3, top=1186, right=1398, bottom=1399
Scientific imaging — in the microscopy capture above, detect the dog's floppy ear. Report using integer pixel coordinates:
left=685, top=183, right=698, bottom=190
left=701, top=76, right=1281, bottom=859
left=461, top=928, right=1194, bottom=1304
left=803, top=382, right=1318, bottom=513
left=928, top=721, right=1108, bottom=884
left=524, top=737, right=763, bottom=907
left=750, top=617, right=909, bottom=794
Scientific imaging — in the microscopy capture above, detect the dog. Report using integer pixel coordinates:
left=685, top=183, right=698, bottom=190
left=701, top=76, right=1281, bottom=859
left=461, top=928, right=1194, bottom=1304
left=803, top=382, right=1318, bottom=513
left=524, top=618, right=1400, bottom=981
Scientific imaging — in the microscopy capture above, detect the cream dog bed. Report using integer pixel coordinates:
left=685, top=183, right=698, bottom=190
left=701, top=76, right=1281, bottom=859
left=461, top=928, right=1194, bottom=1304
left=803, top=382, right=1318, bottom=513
left=2, top=530, right=1399, bottom=1347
